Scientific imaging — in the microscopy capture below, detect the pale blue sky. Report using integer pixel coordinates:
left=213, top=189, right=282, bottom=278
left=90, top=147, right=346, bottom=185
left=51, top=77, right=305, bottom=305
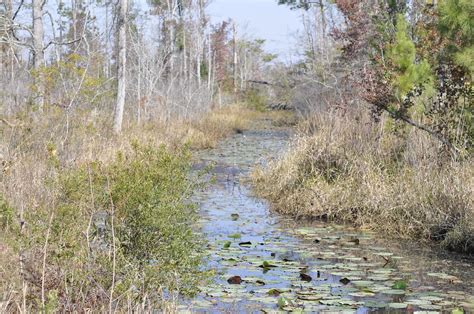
left=208, top=0, right=303, bottom=60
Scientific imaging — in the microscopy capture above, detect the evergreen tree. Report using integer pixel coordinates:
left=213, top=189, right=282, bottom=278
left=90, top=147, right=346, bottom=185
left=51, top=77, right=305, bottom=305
left=389, top=14, right=433, bottom=99
left=439, top=0, right=474, bottom=77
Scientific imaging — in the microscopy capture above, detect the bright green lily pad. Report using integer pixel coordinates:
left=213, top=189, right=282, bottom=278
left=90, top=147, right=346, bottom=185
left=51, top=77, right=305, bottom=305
left=228, top=233, right=241, bottom=239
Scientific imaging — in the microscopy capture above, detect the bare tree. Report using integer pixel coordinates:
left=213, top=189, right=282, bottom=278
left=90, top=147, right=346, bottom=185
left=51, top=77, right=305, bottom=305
left=113, top=0, right=128, bottom=133
left=232, top=20, right=237, bottom=93
left=32, top=0, right=45, bottom=109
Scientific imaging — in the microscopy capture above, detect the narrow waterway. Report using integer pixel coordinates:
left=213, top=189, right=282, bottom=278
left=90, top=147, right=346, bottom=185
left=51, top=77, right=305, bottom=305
left=182, top=119, right=474, bottom=313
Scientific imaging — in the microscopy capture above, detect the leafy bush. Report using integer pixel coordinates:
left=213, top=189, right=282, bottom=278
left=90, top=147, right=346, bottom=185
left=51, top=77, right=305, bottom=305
left=31, top=53, right=112, bottom=108
left=242, top=89, right=267, bottom=111
left=0, top=195, right=14, bottom=231
left=3, top=144, right=206, bottom=311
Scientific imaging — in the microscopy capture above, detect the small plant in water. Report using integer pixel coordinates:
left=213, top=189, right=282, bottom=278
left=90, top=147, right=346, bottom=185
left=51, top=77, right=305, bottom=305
left=392, top=280, right=408, bottom=290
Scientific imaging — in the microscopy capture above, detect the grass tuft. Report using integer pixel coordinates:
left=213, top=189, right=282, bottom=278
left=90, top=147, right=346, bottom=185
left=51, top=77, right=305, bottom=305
left=253, top=112, right=473, bottom=254
left=0, top=104, right=264, bottom=310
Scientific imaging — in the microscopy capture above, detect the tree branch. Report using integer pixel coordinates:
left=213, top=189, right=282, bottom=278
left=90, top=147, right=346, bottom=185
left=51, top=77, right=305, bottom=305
left=43, top=37, right=82, bottom=51
left=378, top=105, right=459, bottom=156
left=12, top=0, right=25, bottom=21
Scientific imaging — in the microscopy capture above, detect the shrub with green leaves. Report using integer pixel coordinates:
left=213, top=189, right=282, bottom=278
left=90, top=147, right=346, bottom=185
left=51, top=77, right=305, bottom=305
left=4, top=144, right=206, bottom=311
left=243, top=89, right=267, bottom=111
left=0, top=195, right=14, bottom=231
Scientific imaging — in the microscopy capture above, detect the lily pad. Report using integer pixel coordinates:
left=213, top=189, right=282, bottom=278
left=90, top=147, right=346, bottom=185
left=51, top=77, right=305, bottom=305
left=206, top=290, right=228, bottom=297
left=352, top=280, right=374, bottom=287
left=349, top=292, right=376, bottom=297
left=300, top=273, right=312, bottom=282
left=420, top=296, right=444, bottom=302
left=319, top=299, right=343, bottom=306
left=260, top=260, right=277, bottom=269
left=375, top=252, right=393, bottom=257
left=381, top=289, right=406, bottom=295
left=419, top=304, right=442, bottom=310
left=297, top=294, right=324, bottom=301
left=368, top=275, right=390, bottom=281
left=227, top=276, right=242, bottom=284
left=267, top=288, right=282, bottom=296
left=228, top=233, right=241, bottom=239
left=365, top=301, right=388, bottom=308
left=389, top=303, right=408, bottom=309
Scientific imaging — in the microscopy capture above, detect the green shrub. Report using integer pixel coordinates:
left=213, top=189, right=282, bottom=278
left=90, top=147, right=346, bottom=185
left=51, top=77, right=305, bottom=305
left=0, top=195, right=14, bottom=231
left=7, top=144, right=206, bottom=311
left=243, top=89, right=267, bottom=111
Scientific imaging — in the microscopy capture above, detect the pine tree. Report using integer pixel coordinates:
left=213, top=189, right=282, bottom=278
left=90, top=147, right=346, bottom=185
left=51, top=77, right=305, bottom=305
left=389, top=15, right=433, bottom=99
left=439, top=0, right=474, bottom=77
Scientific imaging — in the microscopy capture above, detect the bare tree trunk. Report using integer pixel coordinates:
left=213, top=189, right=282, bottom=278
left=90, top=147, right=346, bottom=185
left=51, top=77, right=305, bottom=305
left=241, top=51, right=247, bottom=90
left=105, top=1, right=110, bottom=77
left=196, top=47, right=201, bottom=86
left=166, top=0, right=176, bottom=75
left=32, top=0, right=45, bottom=109
left=113, top=0, right=127, bottom=134
left=318, top=0, right=326, bottom=39
left=196, top=0, right=204, bottom=87
left=137, top=59, right=141, bottom=124
left=207, top=31, right=211, bottom=90
left=232, top=21, right=237, bottom=93
left=182, top=28, right=187, bottom=78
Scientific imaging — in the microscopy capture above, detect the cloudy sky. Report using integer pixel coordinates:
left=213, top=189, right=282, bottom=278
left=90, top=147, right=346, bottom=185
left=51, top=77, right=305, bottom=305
left=207, top=0, right=303, bottom=61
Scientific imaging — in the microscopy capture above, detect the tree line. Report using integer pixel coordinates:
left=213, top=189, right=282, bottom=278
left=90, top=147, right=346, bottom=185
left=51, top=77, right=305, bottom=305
left=0, top=0, right=275, bottom=132
left=279, top=0, right=472, bottom=156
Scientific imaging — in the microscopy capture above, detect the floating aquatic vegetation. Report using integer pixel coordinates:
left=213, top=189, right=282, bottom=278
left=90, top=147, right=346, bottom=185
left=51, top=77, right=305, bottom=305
left=181, top=127, right=474, bottom=313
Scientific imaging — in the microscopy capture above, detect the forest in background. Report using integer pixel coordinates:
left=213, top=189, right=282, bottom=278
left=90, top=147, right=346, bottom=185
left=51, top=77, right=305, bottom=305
left=0, top=0, right=283, bottom=311
left=0, top=0, right=473, bottom=311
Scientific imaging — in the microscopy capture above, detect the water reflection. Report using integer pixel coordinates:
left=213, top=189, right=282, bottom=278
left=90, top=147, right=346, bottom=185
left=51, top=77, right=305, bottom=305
left=182, top=123, right=473, bottom=313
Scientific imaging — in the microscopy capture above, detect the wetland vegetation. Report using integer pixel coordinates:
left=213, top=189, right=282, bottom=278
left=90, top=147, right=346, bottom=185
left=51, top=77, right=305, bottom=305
left=1, top=0, right=473, bottom=312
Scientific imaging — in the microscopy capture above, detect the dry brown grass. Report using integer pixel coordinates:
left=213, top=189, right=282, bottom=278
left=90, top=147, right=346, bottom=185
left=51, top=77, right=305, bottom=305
left=0, top=104, right=260, bottom=208
left=253, top=111, right=474, bottom=254
left=170, top=104, right=263, bottom=149
left=0, top=103, right=269, bottom=311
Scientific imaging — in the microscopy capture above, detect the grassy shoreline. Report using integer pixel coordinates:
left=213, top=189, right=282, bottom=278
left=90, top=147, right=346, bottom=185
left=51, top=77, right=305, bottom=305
left=252, top=113, right=473, bottom=255
left=0, top=104, right=279, bottom=312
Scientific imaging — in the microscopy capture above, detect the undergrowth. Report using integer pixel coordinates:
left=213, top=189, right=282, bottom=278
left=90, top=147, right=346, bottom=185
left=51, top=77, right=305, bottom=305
left=1, top=143, right=207, bottom=311
left=253, top=112, right=473, bottom=254
left=0, top=104, right=266, bottom=311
